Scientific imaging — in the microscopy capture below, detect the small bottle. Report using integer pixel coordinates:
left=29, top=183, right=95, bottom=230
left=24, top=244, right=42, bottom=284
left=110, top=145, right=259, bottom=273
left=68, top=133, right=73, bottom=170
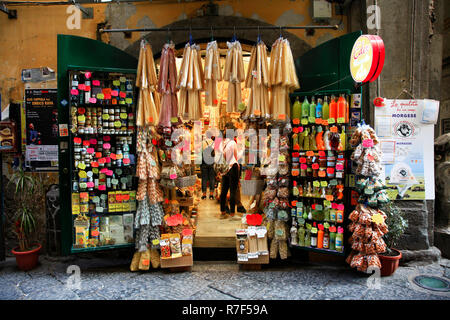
left=323, top=226, right=330, bottom=249
left=337, top=94, right=346, bottom=120
left=292, top=97, right=301, bottom=120
left=310, top=223, right=318, bottom=248
left=309, top=97, right=316, bottom=119
left=329, top=225, right=337, bottom=250
left=329, top=95, right=337, bottom=120
left=330, top=209, right=336, bottom=222
left=316, top=98, right=323, bottom=119
left=298, top=223, right=306, bottom=247
left=305, top=229, right=311, bottom=247
left=301, top=97, right=310, bottom=118
left=322, top=96, right=330, bottom=120
left=337, top=209, right=344, bottom=223
left=335, top=226, right=344, bottom=252
left=317, top=224, right=324, bottom=249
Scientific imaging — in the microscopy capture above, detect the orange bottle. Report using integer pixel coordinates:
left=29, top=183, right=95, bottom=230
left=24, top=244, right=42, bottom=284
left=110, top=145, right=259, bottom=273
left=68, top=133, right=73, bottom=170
left=345, top=95, right=350, bottom=123
left=317, top=224, right=324, bottom=249
left=337, top=94, right=346, bottom=120
left=329, top=95, right=337, bottom=120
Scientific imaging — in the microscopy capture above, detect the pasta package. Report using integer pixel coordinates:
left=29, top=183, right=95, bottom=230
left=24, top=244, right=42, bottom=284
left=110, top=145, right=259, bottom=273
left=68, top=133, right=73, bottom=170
left=160, top=234, right=171, bottom=259
left=170, top=233, right=182, bottom=258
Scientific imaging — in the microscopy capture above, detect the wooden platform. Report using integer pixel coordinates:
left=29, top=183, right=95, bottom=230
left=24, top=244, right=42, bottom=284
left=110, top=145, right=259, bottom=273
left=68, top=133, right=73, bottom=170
left=194, top=197, right=250, bottom=248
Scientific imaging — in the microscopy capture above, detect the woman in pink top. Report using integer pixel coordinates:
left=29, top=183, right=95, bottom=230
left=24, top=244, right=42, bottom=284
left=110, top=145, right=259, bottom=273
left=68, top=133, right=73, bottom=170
left=219, top=122, right=240, bottom=219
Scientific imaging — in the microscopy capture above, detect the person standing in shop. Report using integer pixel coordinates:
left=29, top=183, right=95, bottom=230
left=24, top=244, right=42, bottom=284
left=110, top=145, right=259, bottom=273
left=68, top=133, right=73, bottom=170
left=219, top=122, right=240, bottom=219
left=201, top=135, right=216, bottom=200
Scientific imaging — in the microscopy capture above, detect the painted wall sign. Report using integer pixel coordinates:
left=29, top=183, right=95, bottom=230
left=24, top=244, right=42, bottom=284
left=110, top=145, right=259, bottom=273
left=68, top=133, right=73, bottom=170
left=350, top=35, right=385, bottom=83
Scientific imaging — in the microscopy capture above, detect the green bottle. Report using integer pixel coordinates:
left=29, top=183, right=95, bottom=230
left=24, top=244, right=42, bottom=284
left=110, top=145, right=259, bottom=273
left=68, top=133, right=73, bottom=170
left=310, top=127, right=317, bottom=150
left=322, top=96, right=330, bottom=120
left=329, top=225, right=336, bottom=250
left=309, top=97, right=316, bottom=119
left=303, top=128, right=310, bottom=150
left=301, top=97, right=310, bottom=118
left=305, top=229, right=311, bottom=247
left=298, top=223, right=306, bottom=247
left=292, top=97, right=302, bottom=120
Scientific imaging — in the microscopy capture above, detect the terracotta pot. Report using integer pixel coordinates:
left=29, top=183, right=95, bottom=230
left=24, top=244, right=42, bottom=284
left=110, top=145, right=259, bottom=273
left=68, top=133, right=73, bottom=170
left=379, top=248, right=402, bottom=277
left=12, top=243, right=42, bottom=271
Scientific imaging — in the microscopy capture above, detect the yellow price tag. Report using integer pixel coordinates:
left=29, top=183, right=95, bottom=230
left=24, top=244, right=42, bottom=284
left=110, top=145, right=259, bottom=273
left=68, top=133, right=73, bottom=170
left=371, top=213, right=385, bottom=225
left=77, top=115, right=86, bottom=122
left=313, top=181, right=320, bottom=188
left=78, top=163, right=86, bottom=170
left=113, top=80, right=120, bottom=86
left=120, top=113, right=127, bottom=119
left=152, top=239, right=160, bottom=245
left=102, top=114, right=110, bottom=120
left=78, top=170, right=87, bottom=178
left=97, top=93, right=105, bottom=100
left=125, top=98, right=132, bottom=104
left=320, top=181, right=328, bottom=187
left=301, top=118, right=309, bottom=125
left=114, top=120, right=122, bottom=128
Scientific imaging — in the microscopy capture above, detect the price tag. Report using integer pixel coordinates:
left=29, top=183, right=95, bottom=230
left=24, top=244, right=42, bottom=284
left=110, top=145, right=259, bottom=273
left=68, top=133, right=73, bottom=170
left=315, top=118, right=322, bottom=125
left=77, top=115, right=86, bottom=123
left=320, top=181, right=328, bottom=187
left=95, top=207, right=104, bottom=213
left=306, top=151, right=314, bottom=157
left=106, top=170, right=113, bottom=176
left=92, top=167, right=99, bottom=174
left=84, top=86, right=91, bottom=92
left=78, top=84, right=86, bottom=91
left=83, top=140, right=90, bottom=147
left=308, top=116, right=316, bottom=123
left=120, top=113, right=128, bottom=119
left=330, top=126, right=338, bottom=133
left=111, top=90, right=119, bottom=97
left=89, top=97, right=97, bottom=104
left=120, top=77, right=126, bottom=83
left=325, top=195, right=334, bottom=201
left=337, top=117, right=345, bottom=124
left=125, top=98, right=133, bottom=104
left=322, top=120, right=329, bottom=126
left=329, top=179, right=338, bottom=186
left=103, top=143, right=111, bottom=150
left=313, top=181, right=320, bottom=187
left=86, top=181, right=94, bottom=188
left=312, top=163, right=319, bottom=170
left=114, top=120, right=122, bottom=128
left=92, top=80, right=101, bottom=86
left=300, top=164, right=307, bottom=170
left=103, top=136, right=111, bottom=142
left=278, top=114, right=286, bottom=120
left=324, top=200, right=331, bottom=207
left=328, top=118, right=336, bottom=124
left=111, top=179, right=119, bottom=185
left=98, top=185, right=106, bottom=191
left=362, top=139, right=374, bottom=148
left=301, top=118, right=309, bottom=125
left=89, top=139, right=97, bottom=145
left=293, top=118, right=300, bottom=125
left=110, top=153, right=117, bottom=160
left=102, top=114, right=110, bottom=120
left=78, top=163, right=86, bottom=170
left=254, top=110, right=261, bottom=116
left=152, top=239, right=160, bottom=246
left=279, top=155, right=286, bottom=162
left=73, top=137, right=82, bottom=144
left=71, top=89, right=79, bottom=95
left=113, top=80, right=120, bottom=86
left=336, top=164, right=344, bottom=171
left=86, top=148, right=95, bottom=154
left=318, top=170, right=326, bottom=177
left=78, top=170, right=87, bottom=178
left=170, top=117, right=178, bottom=123
left=95, top=152, right=102, bottom=158
left=119, top=92, right=127, bottom=98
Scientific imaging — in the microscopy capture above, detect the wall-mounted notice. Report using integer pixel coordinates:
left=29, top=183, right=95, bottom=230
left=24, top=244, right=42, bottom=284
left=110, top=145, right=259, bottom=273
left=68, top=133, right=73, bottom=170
left=25, top=89, right=58, bottom=170
left=375, top=99, right=437, bottom=200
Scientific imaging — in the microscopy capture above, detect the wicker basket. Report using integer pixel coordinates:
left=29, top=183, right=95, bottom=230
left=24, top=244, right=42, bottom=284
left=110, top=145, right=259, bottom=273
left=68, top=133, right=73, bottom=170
left=176, top=175, right=197, bottom=188
left=240, top=179, right=265, bottom=196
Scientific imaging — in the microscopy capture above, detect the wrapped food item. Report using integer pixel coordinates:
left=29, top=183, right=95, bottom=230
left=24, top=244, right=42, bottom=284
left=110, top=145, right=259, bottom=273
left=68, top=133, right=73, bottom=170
left=223, top=40, right=245, bottom=112
left=181, top=229, right=193, bottom=256
left=160, top=234, right=171, bottom=259
left=204, top=40, right=222, bottom=106
left=170, top=233, right=182, bottom=258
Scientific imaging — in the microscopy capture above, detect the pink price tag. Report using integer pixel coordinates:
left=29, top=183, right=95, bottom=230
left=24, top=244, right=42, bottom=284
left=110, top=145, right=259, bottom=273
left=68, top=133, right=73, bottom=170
left=89, top=97, right=97, bottom=104
left=119, top=92, right=126, bottom=98
left=103, top=143, right=111, bottom=150
left=336, top=164, right=344, bottom=171
left=78, top=84, right=86, bottom=91
left=98, top=158, right=106, bottom=165
left=362, top=139, right=374, bottom=148
left=300, top=164, right=307, bottom=170
left=86, top=182, right=94, bottom=188
left=111, top=90, right=119, bottom=97
left=98, top=185, right=106, bottom=191
left=89, top=139, right=97, bottom=145
left=86, top=148, right=95, bottom=154
left=92, top=80, right=100, bottom=86
left=71, top=89, right=79, bottom=95
left=106, top=170, right=113, bottom=176
left=298, top=126, right=304, bottom=133
left=100, top=168, right=108, bottom=173
left=105, top=157, right=111, bottom=163
left=331, top=203, right=338, bottom=209
left=123, top=158, right=130, bottom=165
left=337, top=204, right=345, bottom=211
left=85, top=72, right=92, bottom=79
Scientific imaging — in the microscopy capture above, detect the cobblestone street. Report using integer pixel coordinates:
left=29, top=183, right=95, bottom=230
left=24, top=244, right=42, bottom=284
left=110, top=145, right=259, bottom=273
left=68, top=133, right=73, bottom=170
left=0, top=256, right=449, bottom=300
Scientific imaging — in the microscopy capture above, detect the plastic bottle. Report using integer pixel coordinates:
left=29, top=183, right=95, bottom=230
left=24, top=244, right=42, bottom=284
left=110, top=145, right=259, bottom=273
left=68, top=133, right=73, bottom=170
left=329, top=95, right=337, bottom=120
left=317, top=224, right=324, bottom=249
left=337, top=209, right=344, bottom=223
left=335, top=226, right=344, bottom=252
left=345, top=95, right=350, bottom=123
left=340, top=125, right=346, bottom=151
left=292, top=97, right=301, bottom=120
left=301, top=97, right=310, bottom=118
left=330, top=209, right=336, bottom=222
left=309, top=97, right=316, bottom=119
left=337, top=94, right=346, bottom=121
left=329, top=225, right=337, bottom=250
left=310, top=223, right=318, bottom=248
left=323, top=226, right=330, bottom=249
left=322, top=96, right=330, bottom=120
left=316, top=98, right=323, bottom=119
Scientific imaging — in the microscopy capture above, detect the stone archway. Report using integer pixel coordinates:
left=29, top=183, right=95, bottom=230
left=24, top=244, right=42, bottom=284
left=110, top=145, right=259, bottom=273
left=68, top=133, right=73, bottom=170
left=124, top=16, right=312, bottom=59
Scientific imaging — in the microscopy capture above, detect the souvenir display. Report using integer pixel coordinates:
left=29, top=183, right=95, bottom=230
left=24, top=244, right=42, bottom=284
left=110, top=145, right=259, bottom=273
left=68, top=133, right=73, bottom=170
left=69, top=70, right=137, bottom=249
left=223, top=40, right=245, bottom=112
left=346, top=124, right=389, bottom=273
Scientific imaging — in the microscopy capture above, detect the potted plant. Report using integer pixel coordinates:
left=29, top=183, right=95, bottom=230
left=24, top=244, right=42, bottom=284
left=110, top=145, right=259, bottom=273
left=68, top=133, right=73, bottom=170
left=8, top=164, right=42, bottom=271
left=378, top=201, right=408, bottom=276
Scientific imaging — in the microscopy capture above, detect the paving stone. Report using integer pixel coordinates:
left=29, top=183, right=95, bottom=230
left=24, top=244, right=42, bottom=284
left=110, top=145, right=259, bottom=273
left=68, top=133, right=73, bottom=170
left=18, top=276, right=62, bottom=295
left=0, top=283, right=25, bottom=300
left=23, top=285, right=81, bottom=300
left=188, top=287, right=238, bottom=300
left=311, top=280, right=369, bottom=300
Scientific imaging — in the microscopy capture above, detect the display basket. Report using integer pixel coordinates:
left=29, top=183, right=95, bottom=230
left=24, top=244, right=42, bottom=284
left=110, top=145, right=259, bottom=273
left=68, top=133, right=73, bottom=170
left=176, top=175, right=197, bottom=188
left=240, top=179, right=265, bottom=196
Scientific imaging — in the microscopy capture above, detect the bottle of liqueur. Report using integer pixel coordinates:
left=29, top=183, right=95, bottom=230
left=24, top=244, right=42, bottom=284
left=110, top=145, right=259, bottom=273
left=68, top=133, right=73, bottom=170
left=316, top=98, right=323, bottom=119
left=329, top=225, right=337, bottom=250
left=329, top=95, right=337, bottom=121
left=323, top=226, right=330, bottom=249
left=322, top=96, right=330, bottom=120
left=337, top=94, right=346, bottom=121
left=317, top=224, right=324, bottom=249
left=301, top=97, right=310, bottom=119
left=335, top=226, right=344, bottom=252
left=292, top=97, right=301, bottom=120
left=84, top=73, right=91, bottom=105
left=310, top=222, right=318, bottom=248
left=309, top=97, right=316, bottom=119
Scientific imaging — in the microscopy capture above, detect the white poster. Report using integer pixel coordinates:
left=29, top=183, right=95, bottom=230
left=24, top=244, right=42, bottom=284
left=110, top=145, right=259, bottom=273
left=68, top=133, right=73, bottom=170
left=375, top=99, right=437, bottom=200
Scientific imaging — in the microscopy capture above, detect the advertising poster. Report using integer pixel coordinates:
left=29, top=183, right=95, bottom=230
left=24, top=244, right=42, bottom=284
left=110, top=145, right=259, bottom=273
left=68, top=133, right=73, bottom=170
left=25, top=89, right=58, bottom=170
left=375, top=99, right=437, bottom=200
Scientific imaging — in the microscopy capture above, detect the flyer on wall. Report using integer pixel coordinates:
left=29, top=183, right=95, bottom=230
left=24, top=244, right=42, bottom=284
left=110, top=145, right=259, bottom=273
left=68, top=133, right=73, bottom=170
left=25, top=89, right=59, bottom=170
left=374, top=99, right=437, bottom=200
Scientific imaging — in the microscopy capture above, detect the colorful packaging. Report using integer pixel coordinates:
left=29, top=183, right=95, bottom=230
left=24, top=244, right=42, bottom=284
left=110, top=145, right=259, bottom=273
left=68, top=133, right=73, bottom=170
left=72, top=193, right=80, bottom=215
left=160, top=234, right=171, bottom=259
left=79, top=192, right=89, bottom=214
left=129, top=191, right=137, bottom=211
left=122, top=213, right=134, bottom=243
left=108, top=191, right=116, bottom=212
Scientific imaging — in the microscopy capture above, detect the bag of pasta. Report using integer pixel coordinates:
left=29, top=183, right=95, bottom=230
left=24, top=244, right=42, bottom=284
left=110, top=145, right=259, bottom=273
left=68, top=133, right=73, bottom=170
left=170, top=233, right=182, bottom=258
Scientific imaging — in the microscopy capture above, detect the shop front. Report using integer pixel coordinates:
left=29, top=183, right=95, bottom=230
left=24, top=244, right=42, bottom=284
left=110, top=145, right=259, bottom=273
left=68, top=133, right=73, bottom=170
left=57, top=28, right=397, bottom=274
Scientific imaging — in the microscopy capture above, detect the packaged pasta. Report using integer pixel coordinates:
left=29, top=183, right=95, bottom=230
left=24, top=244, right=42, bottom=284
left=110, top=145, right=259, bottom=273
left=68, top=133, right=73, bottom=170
left=181, top=229, right=193, bottom=256
left=160, top=234, right=171, bottom=259
left=170, top=233, right=182, bottom=258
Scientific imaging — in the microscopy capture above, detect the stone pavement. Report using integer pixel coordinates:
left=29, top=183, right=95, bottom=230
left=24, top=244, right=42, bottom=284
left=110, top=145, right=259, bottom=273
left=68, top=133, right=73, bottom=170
left=0, top=255, right=449, bottom=300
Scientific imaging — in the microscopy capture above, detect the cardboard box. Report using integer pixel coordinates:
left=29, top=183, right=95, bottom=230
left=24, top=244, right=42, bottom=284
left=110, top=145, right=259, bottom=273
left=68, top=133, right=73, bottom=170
left=160, top=254, right=193, bottom=268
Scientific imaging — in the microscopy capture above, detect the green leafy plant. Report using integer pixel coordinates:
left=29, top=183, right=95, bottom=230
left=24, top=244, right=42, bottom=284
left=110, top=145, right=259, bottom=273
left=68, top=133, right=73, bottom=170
left=8, top=164, right=40, bottom=252
left=381, top=201, right=408, bottom=256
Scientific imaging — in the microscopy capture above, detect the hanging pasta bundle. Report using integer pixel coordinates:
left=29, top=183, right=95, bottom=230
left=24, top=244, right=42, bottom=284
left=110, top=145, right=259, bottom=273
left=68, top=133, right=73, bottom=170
left=177, top=43, right=204, bottom=120
left=204, top=40, right=222, bottom=106
left=157, top=42, right=181, bottom=128
left=269, top=37, right=300, bottom=117
left=136, top=40, right=160, bottom=127
left=223, top=40, right=245, bottom=113
left=245, top=41, right=270, bottom=116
